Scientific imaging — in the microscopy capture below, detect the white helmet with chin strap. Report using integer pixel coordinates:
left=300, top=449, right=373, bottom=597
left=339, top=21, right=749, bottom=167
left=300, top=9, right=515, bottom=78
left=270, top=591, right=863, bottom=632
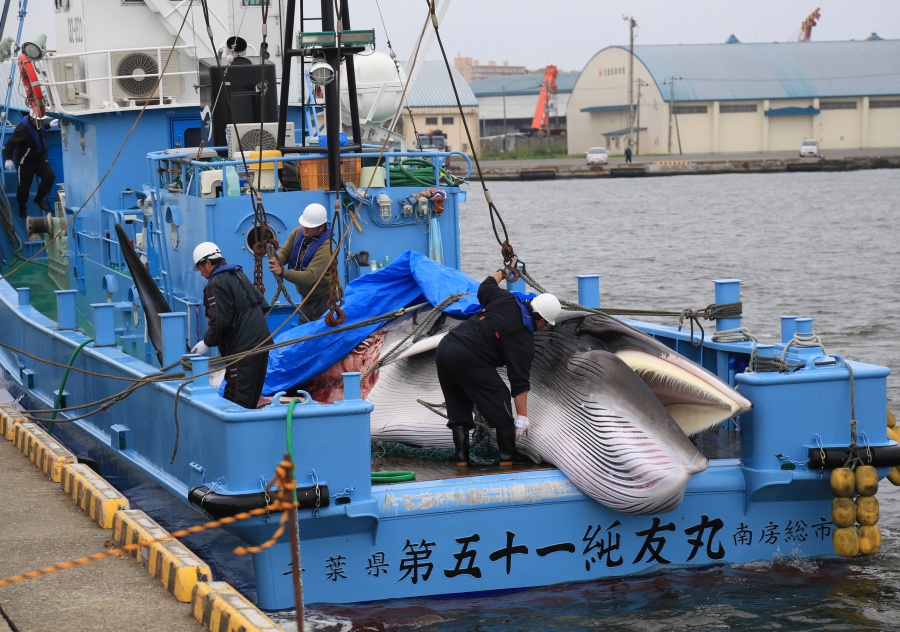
left=299, top=202, right=328, bottom=228
left=192, top=241, right=222, bottom=269
left=530, top=293, right=561, bottom=325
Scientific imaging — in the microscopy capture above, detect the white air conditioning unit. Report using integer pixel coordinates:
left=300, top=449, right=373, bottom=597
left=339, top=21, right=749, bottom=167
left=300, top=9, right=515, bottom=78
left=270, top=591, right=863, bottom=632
left=226, top=122, right=295, bottom=158
left=110, top=51, right=182, bottom=101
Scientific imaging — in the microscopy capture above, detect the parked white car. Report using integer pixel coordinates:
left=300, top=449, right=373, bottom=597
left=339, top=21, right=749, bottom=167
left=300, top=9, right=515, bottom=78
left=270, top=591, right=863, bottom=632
left=586, top=146, right=609, bottom=165
left=800, top=138, right=820, bottom=157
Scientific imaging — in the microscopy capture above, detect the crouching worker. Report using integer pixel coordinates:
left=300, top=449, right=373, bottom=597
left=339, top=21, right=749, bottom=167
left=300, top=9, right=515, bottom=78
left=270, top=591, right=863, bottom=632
left=192, top=241, right=270, bottom=409
left=436, top=269, right=561, bottom=467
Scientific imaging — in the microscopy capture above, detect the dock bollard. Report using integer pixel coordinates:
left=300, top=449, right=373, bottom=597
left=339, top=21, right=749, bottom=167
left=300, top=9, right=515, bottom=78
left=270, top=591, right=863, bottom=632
left=780, top=316, right=797, bottom=344
left=55, top=290, right=78, bottom=330
left=576, top=274, right=601, bottom=309
left=90, top=303, right=116, bottom=346
left=712, top=279, right=742, bottom=333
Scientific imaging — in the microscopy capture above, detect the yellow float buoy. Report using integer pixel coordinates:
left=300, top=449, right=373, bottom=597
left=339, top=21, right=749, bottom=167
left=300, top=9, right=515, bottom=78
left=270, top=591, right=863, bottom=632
left=858, top=525, right=881, bottom=555
left=855, top=495, right=879, bottom=526
left=833, top=526, right=860, bottom=557
left=830, top=468, right=856, bottom=498
left=888, top=426, right=900, bottom=443
left=888, top=409, right=896, bottom=428
left=855, top=465, right=879, bottom=496
left=832, top=497, right=857, bottom=528
left=888, top=466, right=900, bottom=486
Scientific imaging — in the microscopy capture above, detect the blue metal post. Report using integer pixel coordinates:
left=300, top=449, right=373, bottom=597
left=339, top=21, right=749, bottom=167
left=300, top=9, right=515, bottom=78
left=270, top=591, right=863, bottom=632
left=712, top=279, right=742, bottom=332
left=91, top=303, right=116, bottom=346
left=343, top=372, right=362, bottom=400
left=506, top=268, right=526, bottom=294
left=780, top=316, right=797, bottom=344
left=186, top=354, right=214, bottom=394
left=16, top=287, right=29, bottom=306
left=795, top=317, right=813, bottom=336
left=160, top=312, right=187, bottom=368
left=576, top=274, right=601, bottom=308
left=55, top=290, right=77, bottom=329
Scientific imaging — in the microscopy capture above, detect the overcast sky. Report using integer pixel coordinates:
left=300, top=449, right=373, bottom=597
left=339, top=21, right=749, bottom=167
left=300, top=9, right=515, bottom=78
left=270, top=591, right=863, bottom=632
left=11, top=1, right=898, bottom=74
left=350, top=0, right=899, bottom=73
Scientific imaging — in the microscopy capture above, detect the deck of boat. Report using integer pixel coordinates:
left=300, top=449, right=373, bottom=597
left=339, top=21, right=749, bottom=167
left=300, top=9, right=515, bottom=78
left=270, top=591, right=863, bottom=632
left=371, top=426, right=742, bottom=484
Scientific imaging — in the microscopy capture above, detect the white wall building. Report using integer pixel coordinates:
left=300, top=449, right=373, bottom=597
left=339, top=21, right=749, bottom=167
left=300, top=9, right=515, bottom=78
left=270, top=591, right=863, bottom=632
left=567, top=37, right=900, bottom=156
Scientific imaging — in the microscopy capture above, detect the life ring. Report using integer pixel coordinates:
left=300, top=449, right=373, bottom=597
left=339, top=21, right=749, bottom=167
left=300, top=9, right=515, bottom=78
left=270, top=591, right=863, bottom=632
left=16, top=54, right=46, bottom=118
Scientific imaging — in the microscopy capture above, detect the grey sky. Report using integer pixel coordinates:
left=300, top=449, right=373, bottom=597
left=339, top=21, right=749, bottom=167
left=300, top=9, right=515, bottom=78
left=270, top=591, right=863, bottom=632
left=12, top=1, right=898, bottom=75
left=351, top=1, right=899, bottom=73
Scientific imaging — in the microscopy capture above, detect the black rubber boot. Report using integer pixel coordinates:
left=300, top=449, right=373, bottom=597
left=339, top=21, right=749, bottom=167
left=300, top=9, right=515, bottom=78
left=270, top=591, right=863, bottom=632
left=34, top=198, right=50, bottom=212
left=496, top=427, right=529, bottom=466
left=451, top=426, right=470, bottom=467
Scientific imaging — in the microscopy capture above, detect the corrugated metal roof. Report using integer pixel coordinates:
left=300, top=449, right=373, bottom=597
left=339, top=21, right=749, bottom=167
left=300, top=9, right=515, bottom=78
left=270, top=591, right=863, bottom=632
left=405, top=60, right=478, bottom=108
left=617, top=39, right=900, bottom=102
left=469, top=71, right=580, bottom=97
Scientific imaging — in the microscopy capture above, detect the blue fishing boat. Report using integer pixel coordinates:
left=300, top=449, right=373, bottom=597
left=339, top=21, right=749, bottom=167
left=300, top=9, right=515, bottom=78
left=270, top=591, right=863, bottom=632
left=0, top=0, right=896, bottom=614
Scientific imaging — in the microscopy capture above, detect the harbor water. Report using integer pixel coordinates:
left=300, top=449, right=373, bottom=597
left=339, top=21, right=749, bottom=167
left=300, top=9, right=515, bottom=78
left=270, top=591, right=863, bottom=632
left=295, top=169, right=900, bottom=631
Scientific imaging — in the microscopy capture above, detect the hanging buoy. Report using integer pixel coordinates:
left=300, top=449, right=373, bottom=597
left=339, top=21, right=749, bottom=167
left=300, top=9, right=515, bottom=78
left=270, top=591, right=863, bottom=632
left=855, top=495, right=879, bottom=526
left=831, top=497, right=856, bottom=528
left=832, top=526, right=860, bottom=557
left=830, top=468, right=855, bottom=498
left=858, top=525, right=881, bottom=555
left=888, top=466, right=900, bottom=486
left=888, top=426, right=900, bottom=443
left=855, top=465, right=879, bottom=496
left=888, top=409, right=896, bottom=428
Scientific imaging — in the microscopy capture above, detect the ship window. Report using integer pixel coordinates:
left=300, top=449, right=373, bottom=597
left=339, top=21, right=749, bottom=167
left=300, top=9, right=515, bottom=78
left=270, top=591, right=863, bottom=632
left=241, top=0, right=270, bottom=5
left=55, top=0, right=70, bottom=9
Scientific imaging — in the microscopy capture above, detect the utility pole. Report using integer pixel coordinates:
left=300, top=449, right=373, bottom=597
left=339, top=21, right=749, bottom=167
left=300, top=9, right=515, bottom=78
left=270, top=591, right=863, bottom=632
left=502, top=84, right=507, bottom=153
left=667, top=76, right=682, bottom=154
left=635, top=78, right=647, bottom=155
left=623, top=15, right=637, bottom=150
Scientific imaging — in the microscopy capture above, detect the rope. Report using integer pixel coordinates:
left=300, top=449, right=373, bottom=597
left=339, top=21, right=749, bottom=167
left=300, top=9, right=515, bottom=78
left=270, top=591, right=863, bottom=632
left=0, top=457, right=299, bottom=588
left=360, top=292, right=469, bottom=381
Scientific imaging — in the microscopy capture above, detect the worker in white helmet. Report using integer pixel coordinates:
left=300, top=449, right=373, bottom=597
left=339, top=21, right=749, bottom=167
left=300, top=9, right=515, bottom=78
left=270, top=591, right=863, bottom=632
left=191, top=241, right=271, bottom=408
left=435, top=269, right=561, bottom=468
left=267, top=202, right=340, bottom=322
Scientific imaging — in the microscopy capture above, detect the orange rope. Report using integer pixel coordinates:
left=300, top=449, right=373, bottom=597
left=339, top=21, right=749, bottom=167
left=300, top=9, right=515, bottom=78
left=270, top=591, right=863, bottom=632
left=0, top=460, right=299, bottom=588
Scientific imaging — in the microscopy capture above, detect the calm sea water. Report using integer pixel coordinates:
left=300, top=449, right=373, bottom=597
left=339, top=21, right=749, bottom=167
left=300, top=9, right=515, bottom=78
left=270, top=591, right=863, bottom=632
left=290, top=169, right=900, bottom=631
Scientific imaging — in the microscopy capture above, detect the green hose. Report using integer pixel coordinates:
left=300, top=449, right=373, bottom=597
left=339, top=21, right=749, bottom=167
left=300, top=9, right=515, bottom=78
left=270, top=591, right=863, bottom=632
left=285, top=398, right=416, bottom=492
left=286, top=397, right=300, bottom=503
left=48, top=337, right=94, bottom=435
left=371, top=470, right=416, bottom=483
left=388, top=158, right=458, bottom=187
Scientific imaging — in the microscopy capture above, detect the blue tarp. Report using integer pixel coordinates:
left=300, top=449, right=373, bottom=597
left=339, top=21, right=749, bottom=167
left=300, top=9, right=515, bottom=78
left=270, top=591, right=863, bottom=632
left=262, top=250, right=482, bottom=395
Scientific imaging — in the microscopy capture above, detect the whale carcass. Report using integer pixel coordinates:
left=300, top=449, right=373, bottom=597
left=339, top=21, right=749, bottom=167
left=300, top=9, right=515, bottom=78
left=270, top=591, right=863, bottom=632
left=299, top=310, right=752, bottom=515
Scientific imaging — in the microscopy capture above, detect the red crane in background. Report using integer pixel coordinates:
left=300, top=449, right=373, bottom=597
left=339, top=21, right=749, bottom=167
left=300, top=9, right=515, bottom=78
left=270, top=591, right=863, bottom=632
left=531, top=65, right=558, bottom=133
left=800, top=7, right=821, bottom=42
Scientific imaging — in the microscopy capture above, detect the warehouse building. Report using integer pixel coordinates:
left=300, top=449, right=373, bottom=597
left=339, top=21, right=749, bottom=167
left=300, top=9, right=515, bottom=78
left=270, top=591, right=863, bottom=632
left=566, top=37, right=900, bottom=156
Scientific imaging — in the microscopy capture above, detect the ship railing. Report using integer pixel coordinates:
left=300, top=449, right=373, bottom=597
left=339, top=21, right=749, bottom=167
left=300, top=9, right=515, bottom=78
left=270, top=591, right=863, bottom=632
left=150, top=147, right=472, bottom=198
left=40, top=46, right=201, bottom=116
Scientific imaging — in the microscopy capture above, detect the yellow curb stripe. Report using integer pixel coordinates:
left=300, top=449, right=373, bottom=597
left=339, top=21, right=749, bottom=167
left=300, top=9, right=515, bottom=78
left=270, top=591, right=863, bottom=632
left=113, top=509, right=214, bottom=602
left=112, top=509, right=166, bottom=567
left=61, top=462, right=130, bottom=528
left=192, top=582, right=282, bottom=631
left=149, top=534, right=213, bottom=602
left=0, top=405, right=27, bottom=440
left=9, top=421, right=76, bottom=482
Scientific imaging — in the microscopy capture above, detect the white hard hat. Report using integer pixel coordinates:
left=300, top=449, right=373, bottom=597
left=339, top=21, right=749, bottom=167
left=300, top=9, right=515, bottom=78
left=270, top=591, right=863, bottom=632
left=192, top=241, right=222, bottom=269
left=531, top=293, right=561, bottom=325
left=299, top=203, right=328, bottom=228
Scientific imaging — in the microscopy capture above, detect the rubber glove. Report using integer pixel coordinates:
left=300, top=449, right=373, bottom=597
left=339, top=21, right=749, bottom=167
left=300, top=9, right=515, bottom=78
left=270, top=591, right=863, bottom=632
left=514, top=415, right=530, bottom=441
left=4, top=160, right=13, bottom=171
left=48, top=119, right=60, bottom=128
left=191, top=340, right=210, bottom=355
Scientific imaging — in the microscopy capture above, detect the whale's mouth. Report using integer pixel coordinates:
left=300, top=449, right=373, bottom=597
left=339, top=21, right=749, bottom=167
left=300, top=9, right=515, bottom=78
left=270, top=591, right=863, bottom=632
left=616, top=350, right=752, bottom=436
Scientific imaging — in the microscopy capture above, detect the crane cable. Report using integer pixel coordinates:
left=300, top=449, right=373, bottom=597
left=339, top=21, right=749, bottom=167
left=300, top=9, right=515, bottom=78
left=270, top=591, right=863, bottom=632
left=424, top=0, right=521, bottom=281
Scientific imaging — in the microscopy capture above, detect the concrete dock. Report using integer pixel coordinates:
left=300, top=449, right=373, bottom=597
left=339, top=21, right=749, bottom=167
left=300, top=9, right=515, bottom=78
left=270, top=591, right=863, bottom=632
left=0, top=392, right=282, bottom=632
